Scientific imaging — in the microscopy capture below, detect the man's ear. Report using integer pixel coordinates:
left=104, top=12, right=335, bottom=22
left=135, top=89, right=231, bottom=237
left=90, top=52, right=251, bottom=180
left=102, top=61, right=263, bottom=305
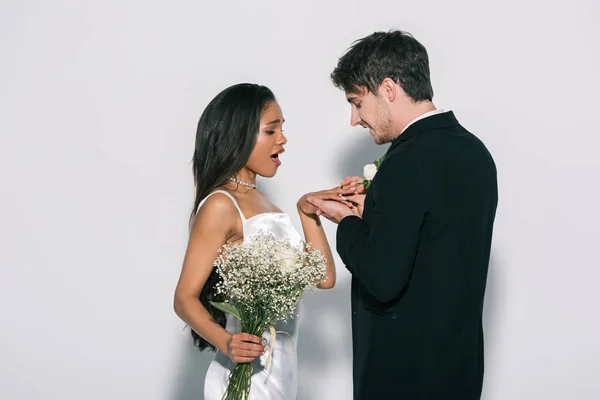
left=380, top=78, right=397, bottom=102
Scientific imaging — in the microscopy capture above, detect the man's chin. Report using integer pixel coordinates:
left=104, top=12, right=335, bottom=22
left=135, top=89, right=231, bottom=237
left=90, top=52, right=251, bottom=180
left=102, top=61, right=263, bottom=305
left=369, top=131, right=378, bottom=144
left=372, top=134, right=392, bottom=145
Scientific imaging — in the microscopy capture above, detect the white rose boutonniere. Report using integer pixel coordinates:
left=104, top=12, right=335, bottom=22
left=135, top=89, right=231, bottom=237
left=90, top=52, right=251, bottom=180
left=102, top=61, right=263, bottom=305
left=363, top=164, right=377, bottom=180
left=361, top=154, right=386, bottom=190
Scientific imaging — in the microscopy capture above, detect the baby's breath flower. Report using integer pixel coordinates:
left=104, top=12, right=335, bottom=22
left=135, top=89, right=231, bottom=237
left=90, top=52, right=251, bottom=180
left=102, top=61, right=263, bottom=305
left=211, top=230, right=327, bottom=398
left=213, top=230, right=327, bottom=323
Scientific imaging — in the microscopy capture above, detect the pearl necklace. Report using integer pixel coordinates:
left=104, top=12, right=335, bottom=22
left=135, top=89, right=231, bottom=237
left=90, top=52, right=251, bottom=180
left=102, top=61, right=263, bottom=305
left=228, top=177, right=257, bottom=189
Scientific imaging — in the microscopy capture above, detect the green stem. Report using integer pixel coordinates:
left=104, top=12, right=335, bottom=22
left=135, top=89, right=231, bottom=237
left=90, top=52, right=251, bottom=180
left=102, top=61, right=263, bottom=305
left=221, top=307, right=272, bottom=399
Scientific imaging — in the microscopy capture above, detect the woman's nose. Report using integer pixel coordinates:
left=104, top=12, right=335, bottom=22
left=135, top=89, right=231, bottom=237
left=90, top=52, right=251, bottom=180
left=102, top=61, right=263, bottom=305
left=278, top=132, right=288, bottom=145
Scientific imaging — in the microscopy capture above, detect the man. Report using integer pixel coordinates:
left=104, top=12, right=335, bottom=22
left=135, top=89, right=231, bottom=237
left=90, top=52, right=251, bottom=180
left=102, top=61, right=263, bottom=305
left=307, top=30, right=498, bottom=399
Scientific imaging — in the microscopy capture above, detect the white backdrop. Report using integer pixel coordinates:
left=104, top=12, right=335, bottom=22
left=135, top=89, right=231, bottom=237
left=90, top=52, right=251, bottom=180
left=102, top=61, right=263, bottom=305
left=1, top=0, right=599, bottom=399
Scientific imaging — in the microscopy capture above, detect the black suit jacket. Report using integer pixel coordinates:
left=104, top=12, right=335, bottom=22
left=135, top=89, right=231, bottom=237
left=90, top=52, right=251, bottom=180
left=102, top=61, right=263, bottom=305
left=337, top=111, right=498, bottom=399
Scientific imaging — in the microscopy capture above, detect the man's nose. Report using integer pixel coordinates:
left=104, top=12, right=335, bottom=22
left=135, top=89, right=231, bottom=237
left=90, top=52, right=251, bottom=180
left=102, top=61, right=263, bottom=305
left=350, top=109, right=362, bottom=127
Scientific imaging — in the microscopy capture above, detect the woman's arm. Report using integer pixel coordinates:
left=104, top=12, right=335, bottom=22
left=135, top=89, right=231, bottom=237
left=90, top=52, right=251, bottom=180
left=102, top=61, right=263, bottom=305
left=174, top=194, right=264, bottom=361
left=296, top=186, right=356, bottom=289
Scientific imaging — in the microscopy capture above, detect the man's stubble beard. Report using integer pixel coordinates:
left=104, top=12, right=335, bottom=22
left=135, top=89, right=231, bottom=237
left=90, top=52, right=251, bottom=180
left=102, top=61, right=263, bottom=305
left=374, top=100, right=396, bottom=145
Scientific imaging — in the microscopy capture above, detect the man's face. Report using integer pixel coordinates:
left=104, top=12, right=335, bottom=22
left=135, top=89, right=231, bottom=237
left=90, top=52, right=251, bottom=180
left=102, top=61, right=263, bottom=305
left=346, top=87, right=395, bottom=145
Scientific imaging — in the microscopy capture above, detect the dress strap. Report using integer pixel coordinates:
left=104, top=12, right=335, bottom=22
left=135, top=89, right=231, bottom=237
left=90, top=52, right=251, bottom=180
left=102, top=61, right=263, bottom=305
left=196, top=190, right=246, bottom=223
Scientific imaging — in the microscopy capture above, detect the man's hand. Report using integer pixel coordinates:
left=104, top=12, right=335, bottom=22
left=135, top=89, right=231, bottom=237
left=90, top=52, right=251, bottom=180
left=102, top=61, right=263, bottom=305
left=339, top=176, right=367, bottom=217
left=340, top=176, right=367, bottom=194
left=306, top=196, right=360, bottom=224
left=344, top=193, right=366, bottom=218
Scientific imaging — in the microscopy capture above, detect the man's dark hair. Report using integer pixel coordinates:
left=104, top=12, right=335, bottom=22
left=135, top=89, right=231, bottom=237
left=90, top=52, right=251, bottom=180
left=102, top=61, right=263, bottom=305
left=330, top=30, right=434, bottom=101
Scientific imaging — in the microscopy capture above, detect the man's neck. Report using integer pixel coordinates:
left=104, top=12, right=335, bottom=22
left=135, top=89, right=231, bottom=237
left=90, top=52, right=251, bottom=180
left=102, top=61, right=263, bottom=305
left=395, top=101, right=437, bottom=136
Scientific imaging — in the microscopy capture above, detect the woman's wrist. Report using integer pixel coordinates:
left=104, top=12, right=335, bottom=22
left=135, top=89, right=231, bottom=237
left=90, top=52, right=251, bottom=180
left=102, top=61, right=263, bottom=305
left=216, top=331, right=232, bottom=354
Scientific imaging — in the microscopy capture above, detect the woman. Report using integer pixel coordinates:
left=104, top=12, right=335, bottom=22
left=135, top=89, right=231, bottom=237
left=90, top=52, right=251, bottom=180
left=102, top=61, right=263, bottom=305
left=173, top=83, right=355, bottom=399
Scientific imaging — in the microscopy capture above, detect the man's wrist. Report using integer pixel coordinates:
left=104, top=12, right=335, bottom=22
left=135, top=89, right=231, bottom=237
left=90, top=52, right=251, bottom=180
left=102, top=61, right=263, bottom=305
left=339, top=211, right=357, bottom=222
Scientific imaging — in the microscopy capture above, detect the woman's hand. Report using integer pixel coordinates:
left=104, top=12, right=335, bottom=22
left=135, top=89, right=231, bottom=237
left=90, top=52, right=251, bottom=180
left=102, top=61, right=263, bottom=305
left=297, top=186, right=356, bottom=216
left=226, top=332, right=265, bottom=363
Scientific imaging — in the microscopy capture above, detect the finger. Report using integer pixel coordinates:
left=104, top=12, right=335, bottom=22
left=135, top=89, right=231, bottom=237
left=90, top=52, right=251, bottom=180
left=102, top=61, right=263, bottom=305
left=306, top=196, right=325, bottom=208
left=324, top=194, right=353, bottom=208
left=336, top=187, right=357, bottom=195
left=343, top=182, right=366, bottom=193
left=340, top=176, right=363, bottom=187
left=325, top=192, right=348, bottom=200
left=330, top=185, right=357, bottom=194
left=330, top=200, right=354, bottom=209
left=333, top=199, right=354, bottom=207
left=345, top=194, right=365, bottom=203
left=317, top=191, right=350, bottom=200
left=231, top=348, right=264, bottom=358
left=233, top=356, right=257, bottom=363
left=323, top=191, right=354, bottom=201
left=234, top=341, right=265, bottom=352
left=340, top=176, right=355, bottom=186
left=309, top=198, right=338, bottom=214
left=344, top=184, right=365, bottom=196
left=320, top=188, right=354, bottom=198
left=235, top=333, right=263, bottom=344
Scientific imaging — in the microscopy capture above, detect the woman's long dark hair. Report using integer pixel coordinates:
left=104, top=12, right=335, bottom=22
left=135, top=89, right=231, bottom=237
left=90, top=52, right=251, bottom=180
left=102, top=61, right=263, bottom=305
left=189, top=83, right=276, bottom=351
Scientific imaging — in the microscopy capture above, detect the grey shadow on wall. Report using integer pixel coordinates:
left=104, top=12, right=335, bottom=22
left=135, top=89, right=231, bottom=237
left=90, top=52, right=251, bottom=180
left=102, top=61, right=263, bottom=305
left=336, top=133, right=390, bottom=180
left=170, top=332, right=213, bottom=400
left=481, top=248, right=501, bottom=399
left=296, top=133, right=388, bottom=399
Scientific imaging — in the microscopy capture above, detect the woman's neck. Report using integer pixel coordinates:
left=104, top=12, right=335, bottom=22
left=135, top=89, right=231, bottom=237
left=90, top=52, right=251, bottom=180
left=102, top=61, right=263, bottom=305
left=234, top=168, right=256, bottom=185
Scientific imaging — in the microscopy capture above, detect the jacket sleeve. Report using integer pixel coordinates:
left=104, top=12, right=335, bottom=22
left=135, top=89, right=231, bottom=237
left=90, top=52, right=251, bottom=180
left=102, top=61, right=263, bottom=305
left=336, top=155, right=430, bottom=303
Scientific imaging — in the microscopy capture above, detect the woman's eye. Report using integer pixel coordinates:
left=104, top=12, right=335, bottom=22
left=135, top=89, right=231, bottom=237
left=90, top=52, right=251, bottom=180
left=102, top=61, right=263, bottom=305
left=266, top=130, right=275, bottom=135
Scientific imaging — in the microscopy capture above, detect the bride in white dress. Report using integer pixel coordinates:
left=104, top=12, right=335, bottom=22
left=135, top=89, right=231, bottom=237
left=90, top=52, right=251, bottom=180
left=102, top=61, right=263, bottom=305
left=173, top=83, right=356, bottom=399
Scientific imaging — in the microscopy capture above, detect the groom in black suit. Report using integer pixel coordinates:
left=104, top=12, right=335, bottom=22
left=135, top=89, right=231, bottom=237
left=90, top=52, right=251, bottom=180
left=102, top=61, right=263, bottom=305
left=308, top=30, right=498, bottom=399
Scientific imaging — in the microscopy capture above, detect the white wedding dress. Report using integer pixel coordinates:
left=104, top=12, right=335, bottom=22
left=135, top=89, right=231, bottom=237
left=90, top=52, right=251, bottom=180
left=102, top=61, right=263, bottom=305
left=199, top=190, right=302, bottom=400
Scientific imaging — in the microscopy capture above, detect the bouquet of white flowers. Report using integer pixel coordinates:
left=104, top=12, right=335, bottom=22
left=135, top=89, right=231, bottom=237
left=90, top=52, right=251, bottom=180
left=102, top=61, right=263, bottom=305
left=210, top=230, right=327, bottom=400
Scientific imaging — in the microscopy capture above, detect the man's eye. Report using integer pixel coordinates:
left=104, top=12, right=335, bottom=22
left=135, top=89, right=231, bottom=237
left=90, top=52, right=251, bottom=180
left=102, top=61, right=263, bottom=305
left=355, top=103, right=362, bottom=109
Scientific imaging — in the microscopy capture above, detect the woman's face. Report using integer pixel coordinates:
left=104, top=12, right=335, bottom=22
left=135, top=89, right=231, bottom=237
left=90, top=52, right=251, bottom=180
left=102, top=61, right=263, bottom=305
left=246, top=101, right=287, bottom=178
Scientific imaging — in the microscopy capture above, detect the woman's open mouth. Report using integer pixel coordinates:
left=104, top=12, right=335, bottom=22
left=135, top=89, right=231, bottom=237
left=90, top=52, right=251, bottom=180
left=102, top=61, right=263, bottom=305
left=271, top=153, right=281, bottom=167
